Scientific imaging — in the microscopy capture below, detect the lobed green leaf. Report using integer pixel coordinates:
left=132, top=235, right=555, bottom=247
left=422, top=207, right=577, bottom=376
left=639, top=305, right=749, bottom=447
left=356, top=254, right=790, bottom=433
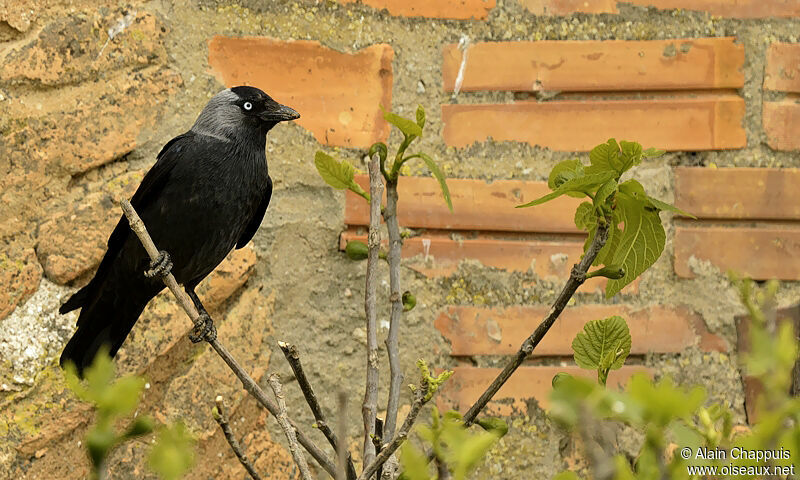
left=517, top=171, right=615, bottom=208
left=571, top=316, right=632, bottom=373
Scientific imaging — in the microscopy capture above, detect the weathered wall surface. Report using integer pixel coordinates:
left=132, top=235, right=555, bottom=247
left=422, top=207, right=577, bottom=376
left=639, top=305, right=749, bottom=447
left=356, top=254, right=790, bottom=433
left=1, top=0, right=800, bottom=478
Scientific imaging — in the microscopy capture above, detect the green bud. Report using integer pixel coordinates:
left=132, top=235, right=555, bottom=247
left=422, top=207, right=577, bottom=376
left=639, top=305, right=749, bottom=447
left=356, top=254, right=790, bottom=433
left=476, top=417, right=509, bottom=437
left=416, top=105, right=426, bottom=129
left=402, top=291, right=416, bottom=312
left=345, top=241, right=369, bottom=260
left=551, top=372, right=573, bottom=389
left=586, top=265, right=625, bottom=280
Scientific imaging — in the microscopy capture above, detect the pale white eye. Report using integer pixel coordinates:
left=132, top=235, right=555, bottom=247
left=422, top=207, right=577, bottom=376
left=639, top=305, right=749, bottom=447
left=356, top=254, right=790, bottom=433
left=243, top=101, right=253, bottom=111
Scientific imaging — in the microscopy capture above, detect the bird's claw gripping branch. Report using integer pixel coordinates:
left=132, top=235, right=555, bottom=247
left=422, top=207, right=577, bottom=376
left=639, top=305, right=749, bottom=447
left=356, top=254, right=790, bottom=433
left=144, top=250, right=173, bottom=278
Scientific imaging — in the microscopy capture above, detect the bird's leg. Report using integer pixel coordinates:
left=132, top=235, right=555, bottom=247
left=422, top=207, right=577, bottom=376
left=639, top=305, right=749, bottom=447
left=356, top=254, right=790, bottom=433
left=145, top=250, right=173, bottom=278
left=185, top=287, right=217, bottom=343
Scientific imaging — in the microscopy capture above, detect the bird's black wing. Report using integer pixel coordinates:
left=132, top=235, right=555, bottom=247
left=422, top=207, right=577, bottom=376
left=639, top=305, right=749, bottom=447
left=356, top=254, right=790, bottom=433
left=60, top=132, right=192, bottom=314
left=236, top=175, right=272, bottom=249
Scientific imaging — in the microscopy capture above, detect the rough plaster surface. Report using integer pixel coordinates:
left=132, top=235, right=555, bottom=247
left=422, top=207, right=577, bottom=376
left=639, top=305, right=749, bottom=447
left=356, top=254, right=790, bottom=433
left=2, top=0, right=800, bottom=478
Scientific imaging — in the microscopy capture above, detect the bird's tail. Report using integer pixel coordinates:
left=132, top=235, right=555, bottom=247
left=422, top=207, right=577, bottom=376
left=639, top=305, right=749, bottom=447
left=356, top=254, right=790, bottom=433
left=60, top=283, right=152, bottom=376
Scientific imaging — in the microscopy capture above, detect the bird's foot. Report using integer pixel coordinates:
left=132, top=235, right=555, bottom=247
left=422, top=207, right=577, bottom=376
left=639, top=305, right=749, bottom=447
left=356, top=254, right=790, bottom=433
left=189, top=313, right=217, bottom=343
left=145, top=251, right=173, bottom=278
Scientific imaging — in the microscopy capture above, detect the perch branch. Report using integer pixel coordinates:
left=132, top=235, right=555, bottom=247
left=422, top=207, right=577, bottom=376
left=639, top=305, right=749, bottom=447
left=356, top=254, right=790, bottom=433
left=461, top=220, right=611, bottom=426
left=362, top=156, right=383, bottom=468
left=358, top=378, right=430, bottom=480
left=279, top=341, right=357, bottom=480
left=120, top=200, right=337, bottom=478
left=382, top=176, right=404, bottom=443
left=213, top=395, right=262, bottom=480
left=268, top=374, right=314, bottom=480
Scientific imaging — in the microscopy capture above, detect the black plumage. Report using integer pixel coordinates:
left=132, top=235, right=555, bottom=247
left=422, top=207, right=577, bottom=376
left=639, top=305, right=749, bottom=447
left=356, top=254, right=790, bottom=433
left=59, top=86, right=299, bottom=374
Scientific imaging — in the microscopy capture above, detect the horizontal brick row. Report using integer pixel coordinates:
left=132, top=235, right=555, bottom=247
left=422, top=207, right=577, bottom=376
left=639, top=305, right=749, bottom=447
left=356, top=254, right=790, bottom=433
left=674, top=167, right=800, bottom=220
left=441, top=95, right=746, bottom=151
left=345, top=175, right=583, bottom=233
left=674, top=226, right=800, bottom=280
left=523, top=0, right=800, bottom=18
left=438, top=366, right=651, bottom=414
left=337, top=0, right=496, bottom=19
left=443, top=38, right=744, bottom=93
left=208, top=36, right=393, bottom=148
left=339, top=230, right=632, bottom=292
left=435, top=305, right=727, bottom=356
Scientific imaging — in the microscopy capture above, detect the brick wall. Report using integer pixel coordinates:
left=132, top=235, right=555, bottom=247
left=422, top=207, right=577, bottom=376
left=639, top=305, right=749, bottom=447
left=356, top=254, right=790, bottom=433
left=2, top=1, right=799, bottom=478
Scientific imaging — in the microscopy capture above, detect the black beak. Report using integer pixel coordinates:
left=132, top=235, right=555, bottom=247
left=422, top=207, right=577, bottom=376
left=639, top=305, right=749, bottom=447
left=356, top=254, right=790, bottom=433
left=260, top=104, right=300, bottom=122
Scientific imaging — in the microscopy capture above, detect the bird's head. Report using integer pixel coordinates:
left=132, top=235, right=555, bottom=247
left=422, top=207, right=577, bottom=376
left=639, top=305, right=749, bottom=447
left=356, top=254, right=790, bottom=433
left=191, top=86, right=300, bottom=141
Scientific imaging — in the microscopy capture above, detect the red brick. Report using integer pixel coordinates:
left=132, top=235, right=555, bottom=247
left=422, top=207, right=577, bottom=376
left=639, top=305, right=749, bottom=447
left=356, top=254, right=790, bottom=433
left=765, top=43, right=800, bottom=93
left=441, top=95, right=746, bottom=151
left=337, top=0, right=495, bottom=19
left=340, top=229, right=629, bottom=292
left=345, top=175, right=583, bottom=233
left=763, top=99, right=800, bottom=151
left=675, top=167, right=800, bottom=220
left=674, top=226, right=800, bottom=280
left=208, top=37, right=392, bottom=147
left=523, top=0, right=800, bottom=18
left=435, top=305, right=726, bottom=356
left=443, top=38, right=743, bottom=93
left=438, top=366, right=651, bottom=414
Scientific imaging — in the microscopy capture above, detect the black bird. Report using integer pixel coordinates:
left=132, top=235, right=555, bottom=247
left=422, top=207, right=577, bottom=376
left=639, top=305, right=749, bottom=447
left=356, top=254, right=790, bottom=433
left=59, top=86, right=299, bottom=375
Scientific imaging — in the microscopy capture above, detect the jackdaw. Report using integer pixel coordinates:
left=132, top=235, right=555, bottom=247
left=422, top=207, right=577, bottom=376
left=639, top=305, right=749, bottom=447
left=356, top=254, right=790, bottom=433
left=59, top=86, right=299, bottom=375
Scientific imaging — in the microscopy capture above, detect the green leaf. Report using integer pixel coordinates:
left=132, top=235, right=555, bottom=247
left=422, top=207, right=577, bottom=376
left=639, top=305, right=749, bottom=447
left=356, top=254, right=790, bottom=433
left=399, top=441, right=431, bottom=480
left=627, top=374, right=706, bottom=426
left=476, top=417, right=509, bottom=437
left=98, top=375, right=146, bottom=416
left=449, top=431, right=498, bottom=480
left=382, top=106, right=423, bottom=138
left=588, top=139, right=620, bottom=175
left=415, top=152, right=453, bottom=212
left=618, top=140, right=643, bottom=172
left=594, top=179, right=618, bottom=208
left=647, top=195, right=696, bottom=218
left=548, top=159, right=585, bottom=190
left=148, top=422, right=195, bottom=480
left=416, top=105, right=426, bottom=129
left=124, top=415, right=155, bottom=439
left=604, top=191, right=666, bottom=298
left=571, top=316, right=632, bottom=372
left=518, top=171, right=615, bottom=208
left=643, top=147, right=665, bottom=157
left=574, top=202, right=596, bottom=231
left=314, top=151, right=355, bottom=190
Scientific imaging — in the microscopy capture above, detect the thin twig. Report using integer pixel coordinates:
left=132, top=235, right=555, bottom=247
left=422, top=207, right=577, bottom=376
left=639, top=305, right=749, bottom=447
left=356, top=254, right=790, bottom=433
left=336, top=392, right=348, bottom=480
left=362, top=157, right=383, bottom=468
left=268, top=374, right=314, bottom=480
left=461, top=220, right=611, bottom=426
left=382, top=177, right=404, bottom=443
left=279, top=341, right=357, bottom=480
left=435, top=455, right=451, bottom=480
left=120, top=201, right=337, bottom=478
left=213, top=395, right=263, bottom=480
left=358, top=380, right=430, bottom=480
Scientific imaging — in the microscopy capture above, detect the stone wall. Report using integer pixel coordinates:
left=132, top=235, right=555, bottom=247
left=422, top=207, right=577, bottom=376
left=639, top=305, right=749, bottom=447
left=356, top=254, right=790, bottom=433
left=2, top=0, right=800, bottom=478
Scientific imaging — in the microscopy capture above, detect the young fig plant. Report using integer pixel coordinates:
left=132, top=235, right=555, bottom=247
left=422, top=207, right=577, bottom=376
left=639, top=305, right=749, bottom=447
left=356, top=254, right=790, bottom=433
left=519, top=139, right=694, bottom=298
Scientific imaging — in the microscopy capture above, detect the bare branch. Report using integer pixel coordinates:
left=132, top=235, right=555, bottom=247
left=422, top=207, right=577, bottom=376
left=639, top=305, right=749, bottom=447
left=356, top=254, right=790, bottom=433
left=382, top=177, right=404, bottom=442
left=358, top=379, right=430, bottom=480
left=120, top=200, right=337, bottom=478
left=279, top=341, right=357, bottom=480
left=461, top=220, right=610, bottom=426
left=268, top=374, right=314, bottom=480
left=212, top=395, right=263, bottom=480
left=362, top=156, right=383, bottom=468
left=336, top=391, right=348, bottom=480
